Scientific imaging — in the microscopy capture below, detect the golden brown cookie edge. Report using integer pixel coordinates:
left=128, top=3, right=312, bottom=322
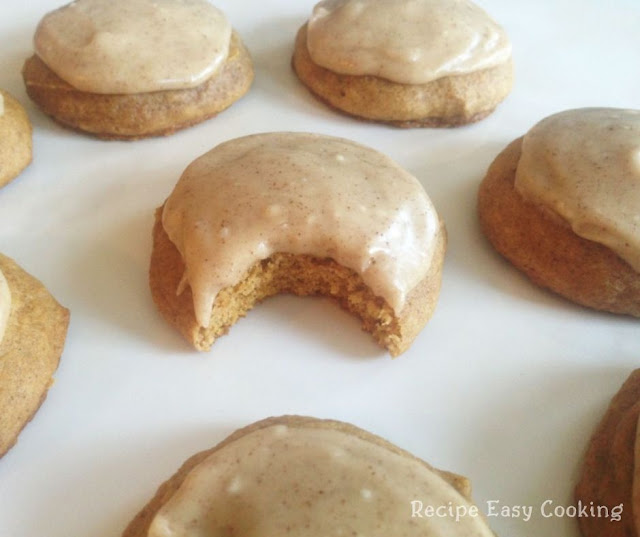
left=0, top=253, right=70, bottom=457
left=574, top=370, right=640, bottom=537
left=0, top=90, right=33, bottom=188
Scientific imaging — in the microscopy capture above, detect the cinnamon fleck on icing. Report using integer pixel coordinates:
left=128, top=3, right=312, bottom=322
left=34, top=0, right=231, bottom=94
left=148, top=423, right=494, bottom=537
left=515, top=108, right=640, bottom=272
left=306, top=0, right=511, bottom=85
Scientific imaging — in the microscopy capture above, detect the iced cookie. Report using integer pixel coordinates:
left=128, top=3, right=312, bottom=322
left=150, top=132, right=446, bottom=356
left=23, top=0, right=253, bottom=139
left=122, top=415, right=495, bottom=537
left=0, top=253, right=69, bottom=457
left=292, top=0, right=513, bottom=127
left=478, top=108, right=640, bottom=316
left=0, top=90, right=32, bottom=188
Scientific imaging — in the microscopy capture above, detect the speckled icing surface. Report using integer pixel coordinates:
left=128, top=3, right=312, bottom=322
left=34, top=0, right=231, bottom=93
left=162, top=132, right=441, bottom=327
left=306, top=0, right=511, bottom=84
left=515, top=108, right=640, bottom=272
left=148, top=424, right=494, bottom=537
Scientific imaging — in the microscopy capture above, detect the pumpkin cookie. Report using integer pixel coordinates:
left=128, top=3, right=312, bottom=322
left=0, top=253, right=69, bottom=457
left=23, top=0, right=253, bottom=139
left=292, top=0, right=513, bottom=127
left=150, top=132, right=446, bottom=356
left=478, top=108, right=640, bottom=316
left=575, top=370, right=640, bottom=537
left=122, top=416, right=495, bottom=537
left=0, top=90, right=32, bottom=188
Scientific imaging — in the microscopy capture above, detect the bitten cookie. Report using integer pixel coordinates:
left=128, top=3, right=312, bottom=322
left=0, top=90, right=32, bottom=188
left=150, top=132, right=446, bottom=356
left=478, top=108, right=640, bottom=316
left=575, top=370, right=640, bottom=537
left=0, top=253, right=69, bottom=457
left=292, top=0, right=513, bottom=127
left=23, top=0, right=253, bottom=139
left=122, top=416, right=495, bottom=537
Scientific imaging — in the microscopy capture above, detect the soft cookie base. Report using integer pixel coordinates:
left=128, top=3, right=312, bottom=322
left=149, top=208, right=446, bottom=356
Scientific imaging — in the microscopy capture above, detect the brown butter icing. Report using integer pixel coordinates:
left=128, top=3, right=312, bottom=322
left=515, top=108, right=640, bottom=273
left=306, top=0, right=511, bottom=85
left=148, top=424, right=494, bottom=537
left=34, top=0, right=231, bottom=94
left=161, top=132, right=441, bottom=328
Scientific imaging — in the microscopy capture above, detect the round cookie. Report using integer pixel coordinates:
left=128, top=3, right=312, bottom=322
left=122, top=415, right=495, bottom=537
left=478, top=109, right=640, bottom=316
left=575, top=370, right=640, bottom=537
left=0, top=253, right=69, bottom=458
left=0, top=90, right=32, bottom=188
left=292, top=0, right=513, bottom=127
left=23, top=0, right=253, bottom=140
left=150, top=132, right=446, bottom=356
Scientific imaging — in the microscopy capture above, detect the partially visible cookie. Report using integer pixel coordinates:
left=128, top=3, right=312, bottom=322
left=0, top=253, right=69, bottom=457
left=122, top=416, right=495, bottom=537
left=575, top=370, right=640, bottom=537
left=478, top=109, right=640, bottom=316
left=0, top=90, right=32, bottom=188
left=23, top=0, right=253, bottom=139
left=292, top=0, right=513, bottom=127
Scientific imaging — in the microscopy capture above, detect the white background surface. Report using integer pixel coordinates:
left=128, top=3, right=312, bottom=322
left=1, top=1, right=639, bottom=536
